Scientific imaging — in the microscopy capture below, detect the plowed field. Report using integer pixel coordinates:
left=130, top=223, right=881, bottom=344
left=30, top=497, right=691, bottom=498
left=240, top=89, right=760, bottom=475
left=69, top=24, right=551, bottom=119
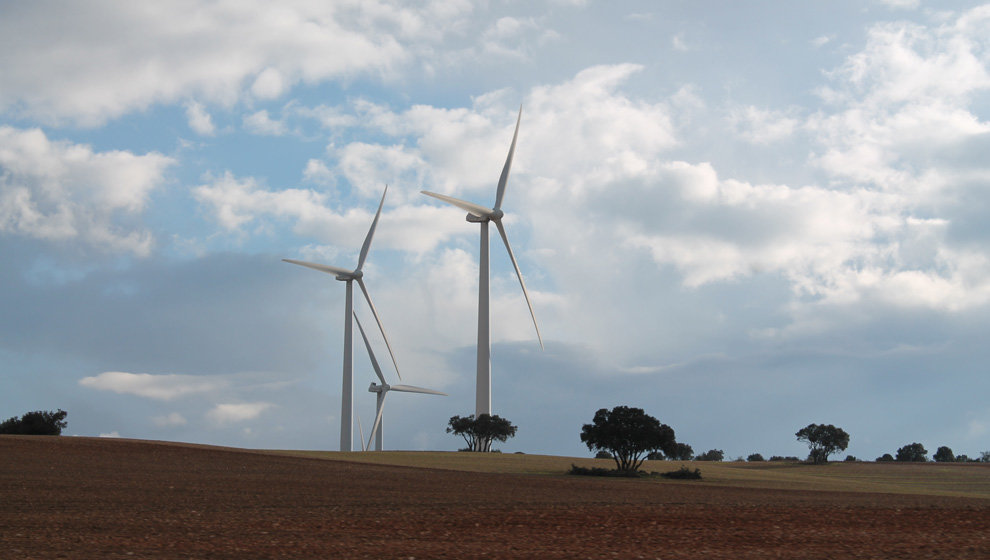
left=2, top=436, right=987, bottom=559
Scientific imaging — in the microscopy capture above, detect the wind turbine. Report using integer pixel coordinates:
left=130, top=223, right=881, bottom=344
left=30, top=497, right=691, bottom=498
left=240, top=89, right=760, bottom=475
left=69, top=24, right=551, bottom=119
left=421, top=106, right=542, bottom=417
left=354, top=312, right=446, bottom=451
left=283, top=186, right=398, bottom=452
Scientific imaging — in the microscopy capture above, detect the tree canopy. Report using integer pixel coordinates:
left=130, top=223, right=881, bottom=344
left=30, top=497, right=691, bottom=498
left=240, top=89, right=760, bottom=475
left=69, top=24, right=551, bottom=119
left=795, top=423, right=849, bottom=464
left=579, top=406, right=676, bottom=473
left=0, top=409, right=68, bottom=435
left=446, top=414, right=517, bottom=452
left=933, top=446, right=955, bottom=463
left=895, top=443, right=928, bottom=462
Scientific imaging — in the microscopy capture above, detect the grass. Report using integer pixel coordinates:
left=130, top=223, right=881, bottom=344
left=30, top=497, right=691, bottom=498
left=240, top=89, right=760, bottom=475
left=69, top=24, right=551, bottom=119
left=266, top=450, right=990, bottom=499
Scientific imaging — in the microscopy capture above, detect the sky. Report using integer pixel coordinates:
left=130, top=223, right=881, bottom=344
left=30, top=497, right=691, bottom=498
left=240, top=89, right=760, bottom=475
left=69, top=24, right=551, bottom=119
left=2, top=0, right=990, bottom=461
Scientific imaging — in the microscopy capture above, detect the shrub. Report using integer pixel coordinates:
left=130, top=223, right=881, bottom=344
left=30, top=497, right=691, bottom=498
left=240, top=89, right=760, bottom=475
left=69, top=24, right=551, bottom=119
left=769, top=456, right=800, bottom=462
left=747, top=453, right=765, bottom=462
left=569, top=464, right=642, bottom=478
left=843, top=455, right=858, bottom=462
left=595, top=450, right=612, bottom=459
left=876, top=453, right=894, bottom=462
left=660, top=466, right=702, bottom=480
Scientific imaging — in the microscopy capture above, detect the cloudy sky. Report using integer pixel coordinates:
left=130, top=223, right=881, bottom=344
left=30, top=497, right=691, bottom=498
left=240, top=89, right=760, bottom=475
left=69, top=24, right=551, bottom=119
left=3, top=0, right=989, bottom=460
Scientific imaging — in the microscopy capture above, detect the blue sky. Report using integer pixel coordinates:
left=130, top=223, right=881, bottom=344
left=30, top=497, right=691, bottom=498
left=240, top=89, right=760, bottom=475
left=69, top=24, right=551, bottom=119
left=3, top=0, right=989, bottom=460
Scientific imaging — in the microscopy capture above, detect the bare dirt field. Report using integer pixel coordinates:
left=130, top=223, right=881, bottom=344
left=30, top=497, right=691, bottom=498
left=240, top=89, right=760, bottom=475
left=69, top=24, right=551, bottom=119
left=2, top=436, right=988, bottom=559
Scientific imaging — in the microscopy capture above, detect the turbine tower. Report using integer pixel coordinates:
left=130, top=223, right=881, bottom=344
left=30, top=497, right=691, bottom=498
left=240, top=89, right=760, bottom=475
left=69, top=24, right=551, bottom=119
left=421, top=107, right=542, bottom=417
left=354, top=312, right=445, bottom=451
left=283, top=186, right=398, bottom=452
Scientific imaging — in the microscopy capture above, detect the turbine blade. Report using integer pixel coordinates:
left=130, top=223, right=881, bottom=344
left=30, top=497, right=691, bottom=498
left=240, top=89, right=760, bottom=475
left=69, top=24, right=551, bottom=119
left=494, top=106, right=522, bottom=212
left=356, top=277, right=402, bottom=380
left=494, top=219, right=544, bottom=350
left=353, top=312, right=387, bottom=385
left=282, top=258, right=353, bottom=277
left=356, top=412, right=367, bottom=452
left=367, top=393, right=387, bottom=452
left=421, top=191, right=493, bottom=218
left=390, top=384, right=447, bottom=396
left=356, top=185, right=387, bottom=273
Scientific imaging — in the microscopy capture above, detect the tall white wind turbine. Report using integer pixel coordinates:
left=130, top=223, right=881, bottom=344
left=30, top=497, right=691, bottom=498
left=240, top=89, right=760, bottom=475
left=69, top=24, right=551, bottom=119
left=283, top=186, right=398, bottom=452
left=421, top=107, right=543, bottom=417
left=354, top=312, right=446, bottom=451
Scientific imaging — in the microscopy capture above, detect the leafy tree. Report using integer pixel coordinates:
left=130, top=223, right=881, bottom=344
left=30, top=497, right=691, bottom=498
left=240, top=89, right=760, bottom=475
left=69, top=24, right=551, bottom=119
left=895, top=443, right=928, bottom=462
left=980, top=451, right=990, bottom=463
left=876, top=453, right=894, bottom=462
left=844, top=455, right=858, bottom=462
left=579, top=406, right=676, bottom=473
left=747, top=453, right=765, bottom=462
left=933, top=446, right=955, bottom=463
left=646, top=451, right=665, bottom=460
left=695, top=449, right=724, bottom=461
left=795, top=423, right=849, bottom=464
left=595, top=450, right=612, bottom=459
left=446, top=414, right=517, bottom=452
left=668, top=442, right=694, bottom=461
left=955, top=454, right=971, bottom=462
left=0, top=409, right=68, bottom=435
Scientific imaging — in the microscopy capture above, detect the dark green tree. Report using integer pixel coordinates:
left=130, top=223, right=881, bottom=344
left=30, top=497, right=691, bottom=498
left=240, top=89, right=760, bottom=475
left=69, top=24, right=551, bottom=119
left=895, top=443, right=928, bottom=462
left=695, top=449, right=724, bottom=461
left=0, top=409, right=68, bottom=435
left=795, top=423, right=849, bottom=464
left=932, top=446, right=955, bottom=463
left=668, top=442, right=694, bottom=461
left=446, top=414, right=517, bottom=452
left=579, top=406, right=676, bottom=473
left=747, top=453, right=765, bottom=462
left=876, top=453, right=894, bottom=462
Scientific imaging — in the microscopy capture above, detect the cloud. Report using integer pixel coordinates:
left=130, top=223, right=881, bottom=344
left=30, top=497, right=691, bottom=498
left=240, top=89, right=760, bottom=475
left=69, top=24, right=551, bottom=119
left=243, top=110, right=289, bottom=136
left=0, top=127, right=174, bottom=255
left=152, top=412, right=188, bottom=427
left=206, top=402, right=273, bottom=424
left=79, top=371, right=226, bottom=400
left=185, top=101, right=215, bottom=135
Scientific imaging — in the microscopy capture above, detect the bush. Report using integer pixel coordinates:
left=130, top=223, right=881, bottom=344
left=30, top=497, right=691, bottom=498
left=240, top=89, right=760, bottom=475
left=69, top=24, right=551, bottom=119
left=695, top=449, right=724, bottom=461
left=0, top=409, right=68, bottom=435
left=843, top=455, right=858, bottom=462
left=660, top=466, right=702, bottom=480
left=876, top=453, right=894, bottom=462
left=595, top=450, right=612, bottom=459
left=769, top=456, right=800, bottom=462
left=569, top=464, right=643, bottom=478
left=747, top=453, right=765, bottom=462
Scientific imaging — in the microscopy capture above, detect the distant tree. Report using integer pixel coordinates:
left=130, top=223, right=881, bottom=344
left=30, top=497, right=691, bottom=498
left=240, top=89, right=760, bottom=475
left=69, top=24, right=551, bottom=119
left=646, top=451, right=665, bottom=460
left=769, top=455, right=800, bottom=462
left=695, top=449, right=724, bottom=462
left=933, top=446, right=955, bottom=463
left=747, top=453, right=765, bottom=462
left=980, top=451, right=990, bottom=463
left=668, top=443, right=694, bottom=461
left=876, top=453, right=894, bottom=462
left=895, top=443, right=928, bottom=462
left=579, top=406, right=676, bottom=473
left=446, top=414, right=517, bottom=452
left=595, top=450, right=612, bottom=459
left=0, top=409, right=68, bottom=435
left=795, top=423, right=849, bottom=464
left=955, top=454, right=971, bottom=462
left=844, top=455, right=858, bottom=462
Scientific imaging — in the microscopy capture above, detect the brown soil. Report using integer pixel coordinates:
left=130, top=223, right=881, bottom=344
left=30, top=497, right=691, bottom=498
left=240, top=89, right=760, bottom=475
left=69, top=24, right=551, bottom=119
left=1, top=436, right=987, bottom=559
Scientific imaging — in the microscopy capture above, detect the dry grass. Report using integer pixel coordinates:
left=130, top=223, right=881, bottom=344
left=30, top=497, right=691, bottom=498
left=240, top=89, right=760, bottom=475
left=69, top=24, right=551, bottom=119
left=269, top=450, right=990, bottom=498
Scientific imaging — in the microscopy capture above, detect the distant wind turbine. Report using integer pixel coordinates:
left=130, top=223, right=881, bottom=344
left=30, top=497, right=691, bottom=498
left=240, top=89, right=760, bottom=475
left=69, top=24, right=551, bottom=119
left=283, top=186, right=398, bottom=452
left=354, top=312, right=446, bottom=451
left=421, top=106, right=543, bottom=417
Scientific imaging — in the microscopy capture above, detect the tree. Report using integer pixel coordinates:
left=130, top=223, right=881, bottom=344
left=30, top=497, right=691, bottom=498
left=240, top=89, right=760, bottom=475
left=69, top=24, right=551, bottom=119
left=747, top=453, right=765, bottom=462
left=0, top=409, right=68, bottom=435
left=668, top=442, right=694, bottom=461
left=579, top=406, right=676, bottom=473
left=446, top=414, right=517, bottom=452
left=980, top=451, right=990, bottom=463
left=876, top=453, right=894, bottom=462
left=795, top=423, right=849, bottom=464
left=933, top=446, right=955, bottom=463
left=695, top=449, right=724, bottom=461
left=895, top=443, right=928, bottom=462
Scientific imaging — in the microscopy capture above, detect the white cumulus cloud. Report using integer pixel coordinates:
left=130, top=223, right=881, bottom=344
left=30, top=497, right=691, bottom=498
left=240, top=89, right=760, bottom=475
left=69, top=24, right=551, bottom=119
left=79, top=371, right=226, bottom=400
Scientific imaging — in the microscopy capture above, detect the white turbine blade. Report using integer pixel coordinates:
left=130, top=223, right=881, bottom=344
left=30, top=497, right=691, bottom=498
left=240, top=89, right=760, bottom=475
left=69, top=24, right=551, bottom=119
left=421, top=191, right=493, bottom=218
left=367, top=393, right=387, bottom=452
left=282, top=258, right=353, bottom=277
left=390, top=384, right=447, bottom=396
left=494, top=105, right=522, bottom=212
left=356, top=185, right=387, bottom=273
left=494, top=219, right=544, bottom=350
left=353, top=311, right=387, bottom=385
left=356, top=412, right=367, bottom=452
left=356, top=277, right=402, bottom=380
